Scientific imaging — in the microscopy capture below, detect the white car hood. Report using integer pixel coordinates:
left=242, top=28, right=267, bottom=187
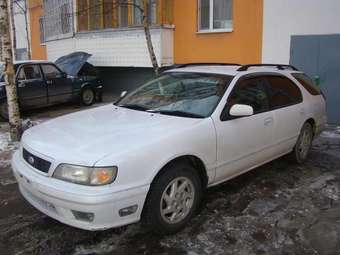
left=22, top=104, right=203, bottom=166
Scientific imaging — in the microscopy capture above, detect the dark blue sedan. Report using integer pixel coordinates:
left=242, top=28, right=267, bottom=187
left=0, top=52, right=102, bottom=119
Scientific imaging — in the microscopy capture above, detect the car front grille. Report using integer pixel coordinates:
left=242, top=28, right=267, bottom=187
left=22, top=148, right=51, bottom=173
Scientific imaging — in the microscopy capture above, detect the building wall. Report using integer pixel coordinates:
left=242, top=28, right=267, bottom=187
left=173, top=0, right=263, bottom=64
left=13, top=3, right=27, bottom=50
left=262, top=0, right=340, bottom=64
left=28, top=0, right=47, bottom=60
left=46, top=27, right=174, bottom=67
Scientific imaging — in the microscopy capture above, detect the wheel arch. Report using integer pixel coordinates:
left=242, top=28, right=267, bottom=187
left=141, top=154, right=209, bottom=222
left=150, top=155, right=209, bottom=190
left=305, top=118, right=316, bottom=136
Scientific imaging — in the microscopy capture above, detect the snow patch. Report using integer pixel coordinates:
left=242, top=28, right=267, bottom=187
left=0, top=132, right=10, bottom=152
left=320, top=131, right=340, bottom=139
left=0, top=131, right=19, bottom=153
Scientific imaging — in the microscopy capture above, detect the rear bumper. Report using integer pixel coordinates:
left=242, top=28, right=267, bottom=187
left=12, top=151, right=149, bottom=231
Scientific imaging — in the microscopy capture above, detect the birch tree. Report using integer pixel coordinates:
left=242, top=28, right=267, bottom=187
left=0, top=0, right=22, bottom=141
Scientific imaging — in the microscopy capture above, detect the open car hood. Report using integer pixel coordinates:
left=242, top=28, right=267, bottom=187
left=55, top=52, right=92, bottom=76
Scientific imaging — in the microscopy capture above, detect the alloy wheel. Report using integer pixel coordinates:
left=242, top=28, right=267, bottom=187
left=160, top=177, right=195, bottom=224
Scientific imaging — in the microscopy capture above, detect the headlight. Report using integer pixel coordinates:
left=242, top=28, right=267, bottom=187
left=53, top=164, right=117, bottom=186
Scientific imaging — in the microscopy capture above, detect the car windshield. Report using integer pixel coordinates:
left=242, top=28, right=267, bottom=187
left=117, top=72, right=234, bottom=118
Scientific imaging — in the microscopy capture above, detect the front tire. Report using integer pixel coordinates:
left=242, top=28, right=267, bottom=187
left=143, top=162, right=202, bottom=235
left=81, top=87, right=95, bottom=106
left=290, top=122, right=314, bottom=164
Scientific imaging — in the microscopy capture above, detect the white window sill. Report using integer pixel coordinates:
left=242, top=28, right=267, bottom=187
left=196, top=28, right=233, bottom=34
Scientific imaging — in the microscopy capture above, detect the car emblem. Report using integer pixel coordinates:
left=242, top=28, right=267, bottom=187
left=28, top=156, right=35, bottom=165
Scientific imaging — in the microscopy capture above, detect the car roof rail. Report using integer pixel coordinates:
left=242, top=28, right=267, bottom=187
left=237, top=64, right=299, bottom=72
left=176, top=63, right=241, bottom=68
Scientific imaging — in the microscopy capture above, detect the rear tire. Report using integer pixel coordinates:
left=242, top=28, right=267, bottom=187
left=290, top=122, right=313, bottom=164
left=143, top=162, right=202, bottom=235
left=0, top=101, right=8, bottom=121
left=81, top=87, right=95, bottom=106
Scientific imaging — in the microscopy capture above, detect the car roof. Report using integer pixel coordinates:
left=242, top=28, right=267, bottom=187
left=14, top=60, right=53, bottom=66
left=165, top=64, right=303, bottom=76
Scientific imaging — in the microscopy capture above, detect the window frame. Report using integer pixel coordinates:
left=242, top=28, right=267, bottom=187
left=220, top=75, right=270, bottom=121
left=265, top=74, right=303, bottom=111
left=16, top=64, right=43, bottom=82
left=40, top=64, right=63, bottom=80
left=197, top=0, right=233, bottom=34
left=291, top=72, right=321, bottom=96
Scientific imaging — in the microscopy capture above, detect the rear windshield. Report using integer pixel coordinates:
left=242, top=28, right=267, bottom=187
left=292, top=73, right=321, bottom=95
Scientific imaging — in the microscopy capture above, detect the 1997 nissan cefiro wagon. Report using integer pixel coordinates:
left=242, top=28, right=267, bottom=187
left=12, top=64, right=327, bottom=234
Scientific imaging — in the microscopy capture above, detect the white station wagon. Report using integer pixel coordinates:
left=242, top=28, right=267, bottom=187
left=12, top=64, right=327, bottom=234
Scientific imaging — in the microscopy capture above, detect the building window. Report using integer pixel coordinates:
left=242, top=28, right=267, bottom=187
left=76, top=0, right=171, bottom=32
left=61, top=3, right=71, bottom=34
left=133, top=0, right=143, bottom=26
left=39, top=16, right=45, bottom=44
left=198, top=0, right=232, bottom=32
left=89, top=0, right=102, bottom=30
left=148, top=0, right=157, bottom=25
left=78, top=0, right=89, bottom=31
left=118, top=0, right=128, bottom=27
left=103, top=0, right=114, bottom=28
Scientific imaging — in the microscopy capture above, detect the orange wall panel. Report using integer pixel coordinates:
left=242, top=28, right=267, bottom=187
left=173, top=0, right=263, bottom=64
left=28, top=0, right=47, bottom=60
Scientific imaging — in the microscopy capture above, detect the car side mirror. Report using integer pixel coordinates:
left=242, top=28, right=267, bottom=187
left=229, top=104, right=254, bottom=117
left=120, top=90, right=127, bottom=98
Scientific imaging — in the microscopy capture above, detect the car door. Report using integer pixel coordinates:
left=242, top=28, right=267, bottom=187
left=17, top=64, right=47, bottom=108
left=40, top=64, right=73, bottom=104
left=213, top=75, right=275, bottom=182
left=265, top=75, right=304, bottom=155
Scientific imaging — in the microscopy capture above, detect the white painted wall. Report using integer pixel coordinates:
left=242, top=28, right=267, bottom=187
left=46, top=28, right=174, bottom=67
left=13, top=3, right=28, bottom=50
left=262, top=0, right=340, bottom=64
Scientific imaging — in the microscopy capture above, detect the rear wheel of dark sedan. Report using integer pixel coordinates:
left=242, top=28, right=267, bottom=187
left=290, top=122, right=314, bottom=164
left=0, top=101, right=8, bottom=120
left=81, top=88, right=95, bottom=106
left=143, top=162, right=202, bottom=235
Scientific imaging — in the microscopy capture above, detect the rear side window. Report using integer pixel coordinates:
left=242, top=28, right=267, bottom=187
left=227, top=77, right=269, bottom=115
left=41, top=64, right=61, bottom=79
left=292, top=73, right=321, bottom=95
left=18, top=65, right=42, bottom=80
left=266, top=76, right=302, bottom=109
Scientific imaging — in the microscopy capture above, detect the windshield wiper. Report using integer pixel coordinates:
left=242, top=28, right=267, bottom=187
left=148, top=110, right=204, bottom=119
left=118, top=104, right=149, bottom=112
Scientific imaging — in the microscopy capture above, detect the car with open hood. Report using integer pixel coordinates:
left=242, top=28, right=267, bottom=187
left=11, top=63, right=327, bottom=234
left=0, top=52, right=102, bottom=119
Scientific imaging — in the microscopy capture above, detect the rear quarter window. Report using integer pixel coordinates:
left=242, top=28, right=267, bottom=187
left=292, top=73, right=321, bottom=95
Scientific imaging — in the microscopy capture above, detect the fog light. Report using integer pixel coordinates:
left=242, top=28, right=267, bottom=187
left=72, top=210, right=94, bottom=222
left=119, top=205, right=138, bottom=217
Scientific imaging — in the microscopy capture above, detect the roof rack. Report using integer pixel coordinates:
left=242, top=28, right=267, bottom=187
left=237, top=64, right=299, bottom=72
left=175, top=63, right=241, bottom=68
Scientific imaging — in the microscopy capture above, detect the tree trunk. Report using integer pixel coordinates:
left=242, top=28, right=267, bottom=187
left=9, top=0, right=17, bottom=60
left=23, top=0, right=31, bottom=59
left=142, top=0, right=159, bottom=76
left=0, top=0, right=22, bottom=141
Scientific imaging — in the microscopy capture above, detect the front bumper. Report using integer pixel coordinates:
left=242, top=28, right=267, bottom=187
left=11, top=151, right=149, bottom=231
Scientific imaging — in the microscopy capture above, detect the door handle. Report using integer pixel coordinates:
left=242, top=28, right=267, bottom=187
left=46, top=80, right=53, bottom=85
left=264, top=117, right=273, bottom=126
left=18, top=82, right=25, bottom=88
